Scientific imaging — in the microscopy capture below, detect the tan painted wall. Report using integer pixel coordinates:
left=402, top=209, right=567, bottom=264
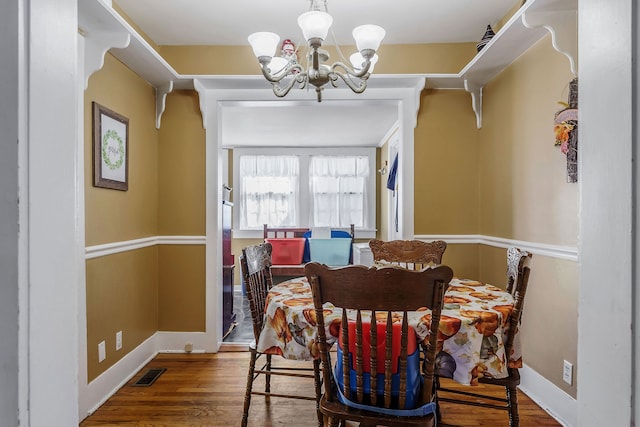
left=414, top=89, right=479, bottom=235
left=84, top=54, right=159, bottom=381
left=157, top=91, right=206, bottom=236
left=85, top=55, right=158, bottom=246
left=479, top=39, right=578, bottom=246
left=156, top=90, right=207, bottom=330
left=412, top=88, right=481, bottom=279
left=86, top=248, right=158, bottom=381
left=476, top=37, right=578, bottom=397
left=158, top=245, right=206, bottom=331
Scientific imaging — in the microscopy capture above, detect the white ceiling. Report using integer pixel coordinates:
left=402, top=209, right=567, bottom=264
left=114, top=0, right=520, bottom=147
left=115, top=0, right=519, bottom=46
left=220, top=100, right=399, bottom=148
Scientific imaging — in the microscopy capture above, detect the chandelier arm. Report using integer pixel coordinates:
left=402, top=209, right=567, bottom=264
left=329, top=70, right=368, bottom=94
left=271, top=72, right=309, bottom=97
left=260, top=63, right=305, bottom=83
left=330, top=60, right=371, bottom=79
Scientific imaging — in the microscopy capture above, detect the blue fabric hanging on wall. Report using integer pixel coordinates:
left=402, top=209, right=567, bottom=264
left=386, top=154, right=399, bottom=232
left=386, top=154, right=398, bottom=191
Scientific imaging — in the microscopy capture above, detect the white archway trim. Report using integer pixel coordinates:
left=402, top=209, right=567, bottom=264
left=193, top=75, right=425, bottom=347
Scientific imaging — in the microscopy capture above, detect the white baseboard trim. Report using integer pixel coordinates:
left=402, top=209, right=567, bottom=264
left=155, top=331, right=216, bottom=353
left=414, top=234, right=578, bottom=261
left=519, top=364, right=577, bottom=427
left=82, top=334, right=158, bottom=418
left=81, top=331, right=217, bottom=420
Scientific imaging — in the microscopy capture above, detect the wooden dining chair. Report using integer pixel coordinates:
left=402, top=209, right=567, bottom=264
left=369, top=239, right=447, bottom=270
left=305, top=262, right=453, bottom=427
left=436, top=246, right=532, bottom=427
left=240, top=242, right=322, bottom=427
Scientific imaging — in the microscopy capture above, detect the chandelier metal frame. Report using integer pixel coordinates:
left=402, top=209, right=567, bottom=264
left=248, top=0, right=385, bottom=102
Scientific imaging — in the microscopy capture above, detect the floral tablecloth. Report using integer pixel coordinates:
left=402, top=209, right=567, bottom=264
left=256, top=276, right=522, bottom=386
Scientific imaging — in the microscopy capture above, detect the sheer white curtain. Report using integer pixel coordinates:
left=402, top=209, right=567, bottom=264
left=309, top=156, right=369, bottom=228
left=238, top=155, right=299, bottom=229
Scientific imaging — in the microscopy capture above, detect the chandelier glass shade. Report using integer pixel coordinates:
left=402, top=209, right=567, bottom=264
left=247, top=1, right=385, bottom=102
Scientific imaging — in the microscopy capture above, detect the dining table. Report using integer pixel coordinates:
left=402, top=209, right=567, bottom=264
left=256, top=275, right=522, bottom=386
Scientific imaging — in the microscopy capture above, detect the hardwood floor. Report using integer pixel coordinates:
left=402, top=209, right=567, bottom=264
left=80, top=352, right=561, bottom=427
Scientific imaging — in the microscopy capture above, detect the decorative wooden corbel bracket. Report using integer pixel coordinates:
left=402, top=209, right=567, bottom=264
left=81, top=29, right=130, bottom=90
left=155, top=81, right=174, bottom=129
left=464, top=80, right=483, bottom=129
left=522, top=10, right=578, bottom=75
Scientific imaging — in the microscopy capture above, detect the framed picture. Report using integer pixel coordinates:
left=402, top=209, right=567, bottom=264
left=93, top=102, right=129, bottom=191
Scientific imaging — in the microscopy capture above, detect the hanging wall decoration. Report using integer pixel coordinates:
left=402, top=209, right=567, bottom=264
left=554, top=77, right=578, bottom=183
left=93, top=102, right=129, bottom=190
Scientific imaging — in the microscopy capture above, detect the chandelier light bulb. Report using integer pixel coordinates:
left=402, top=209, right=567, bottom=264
left=268, top=57, right=289, bottom=77
left=297, top=11, right=333, bottom=42
left=248, top=32, right=280, bottom=58
left=350, top=52, right=379, bottom=73
left=352, top=24, right=386, bottom=52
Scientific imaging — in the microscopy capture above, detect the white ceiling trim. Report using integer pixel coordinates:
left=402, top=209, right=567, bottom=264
left=191, top=75, right=425, bottom=148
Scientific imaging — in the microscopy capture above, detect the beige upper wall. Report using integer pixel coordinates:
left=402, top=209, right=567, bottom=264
left=85, top=54, right=159, bottom=246
left=159, top=43, right=476, bottom=75
left=158, top=90, right=206, bottom=235
left=414, top=89, right=480, bottom=235
left=479, top=36, right=578, bottom=246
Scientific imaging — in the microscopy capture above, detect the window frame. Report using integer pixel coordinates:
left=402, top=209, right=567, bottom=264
left=233, top=147, right=376, bottom=239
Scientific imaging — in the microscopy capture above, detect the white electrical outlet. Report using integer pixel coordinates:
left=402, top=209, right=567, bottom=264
left=98, top=341, right=106, bottom=363
left=563, top=360, right=573, bottom=385
left=116, top=331, right=123, bottom=351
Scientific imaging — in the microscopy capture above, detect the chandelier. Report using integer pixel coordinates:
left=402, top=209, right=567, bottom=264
left=247, top=0, right=385, bottom=102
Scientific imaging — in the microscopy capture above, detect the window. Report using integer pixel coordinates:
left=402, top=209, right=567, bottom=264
left=309, top=155, right=369, bottom=228
left=233, top=147, right=375, bottom=238
left=238, top=155, right=299, bottom=229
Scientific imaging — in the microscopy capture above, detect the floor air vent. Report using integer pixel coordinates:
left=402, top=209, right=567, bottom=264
left=132, top=368, right=166, bottom=387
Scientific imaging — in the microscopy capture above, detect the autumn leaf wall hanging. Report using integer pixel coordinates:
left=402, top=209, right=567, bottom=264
left=554, top=77, right=578, bottom=183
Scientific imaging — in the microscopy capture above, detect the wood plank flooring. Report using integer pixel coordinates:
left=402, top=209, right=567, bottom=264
left=80, top=352, right=561, bottom=427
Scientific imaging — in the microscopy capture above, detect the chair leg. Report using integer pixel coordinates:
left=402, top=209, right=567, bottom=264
left=265, top=353, right=272, bottom=393
left=241, top=348, right=258, bottom=427
left=434, top=376, right=442, bottom=426
left=313, top=359, right=323, bottom=427
left=506, top=385, right=520, bottom=427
